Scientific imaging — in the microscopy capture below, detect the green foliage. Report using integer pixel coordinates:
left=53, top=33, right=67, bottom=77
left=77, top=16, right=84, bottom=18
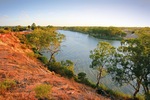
left=64, top=27, right=126, bottom=40
left=78, top=72, right=86, bottom=81
left=26, top=28, right=52, bottom=50
left=90, top=41, right=115, bottom=87
left=26, top=28, right=64, bottom=63
left=31, top=23, right=37, bottom=30
left=61, top=60, right=74, bottom=73
left=0, top=28, right=11, bottom=33
left=76, top=72, right=96, bottom=88
left=108, top=35, right=150, bottom=97
left=136, top=94, right=145, bottom=100
left=145, top=93, right=150, bottom=100
left=48, top=60, right=74, bottom=79
left=26, top=52, right=37, bottom=58
left=0, top=79, right=16, bottom=94
left=38, top=56, right=48, bottom=64
left=34, top=84, right=52, bottom=99
left=15, top=33, right=28, bottom=44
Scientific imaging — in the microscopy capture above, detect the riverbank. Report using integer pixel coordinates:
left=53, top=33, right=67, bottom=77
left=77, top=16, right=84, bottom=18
left=0, top=32, right=109, bottom=100
left=61, top=27, right=127, bottom=40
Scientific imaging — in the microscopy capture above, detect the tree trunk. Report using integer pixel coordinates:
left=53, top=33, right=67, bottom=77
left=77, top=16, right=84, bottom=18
left=96, top=81, right=100, bottom=88
left=133, top=89, right=139, bottom=98
left=145, top=86, right=149, bottom=94
left=133, top=79, right=142, bottom=98
left=49, top=53, right=55, bottom=63
left=96, top=67, right=102, bottom=88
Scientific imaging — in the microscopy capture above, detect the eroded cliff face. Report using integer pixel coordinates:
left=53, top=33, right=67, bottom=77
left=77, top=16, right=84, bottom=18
left=0, top=33, right=109, bottom=100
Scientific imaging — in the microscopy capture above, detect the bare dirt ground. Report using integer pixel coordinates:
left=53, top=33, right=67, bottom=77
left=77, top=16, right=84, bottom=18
left=0, top=33, right=109, bottom=100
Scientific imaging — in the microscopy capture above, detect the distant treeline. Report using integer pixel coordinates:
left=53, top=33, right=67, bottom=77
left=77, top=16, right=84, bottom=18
left=0, top=23, right=54, bottom=33
left=62, top=27, right=127, bottom=40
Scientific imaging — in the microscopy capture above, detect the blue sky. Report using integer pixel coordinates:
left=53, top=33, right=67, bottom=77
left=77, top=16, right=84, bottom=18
left=0, top=0, right=150, bottom=26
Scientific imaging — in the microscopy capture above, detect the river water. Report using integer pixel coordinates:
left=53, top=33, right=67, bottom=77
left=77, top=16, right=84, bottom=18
left=43, top=30, right=134, bottom=94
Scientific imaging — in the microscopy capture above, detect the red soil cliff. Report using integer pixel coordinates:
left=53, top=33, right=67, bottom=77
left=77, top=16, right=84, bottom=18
left=0, top=33, right=109, bottom=100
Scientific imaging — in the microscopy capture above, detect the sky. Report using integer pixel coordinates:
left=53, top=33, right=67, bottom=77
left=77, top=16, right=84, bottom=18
left=0, top=0, right=150, bottom=27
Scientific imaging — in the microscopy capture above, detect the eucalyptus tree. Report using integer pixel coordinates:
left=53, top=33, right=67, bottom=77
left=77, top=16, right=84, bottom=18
left=108, top=37, right=150, bottom=98
left=26, top=28, right=64, bottom=63
left=90, top=42, right=115, bottom=88
left=135, top=27, right=150, bottom=97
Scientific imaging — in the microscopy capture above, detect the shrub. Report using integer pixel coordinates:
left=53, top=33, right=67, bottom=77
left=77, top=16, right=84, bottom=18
left=78, top=72, right=86, bottom=81
left=145, top=93, right=150, bottom=100
left=0, top=28, right=10, bottom=33
left=48, top=61, right=74, bottom=79
left=32, top=47, right=40, bottom=54
left=34, top=84, right=52, bottom=99
left=26, top=52, right=37, bottom=58
left=76, top=72, right=96, bottom=88
left=0, top=79, right=16, bottom=95
left=38, top=56, right=48, bottom=64
left=62, top=67, right=74, bottom=78
left=15, top=33, right=28, bottom=44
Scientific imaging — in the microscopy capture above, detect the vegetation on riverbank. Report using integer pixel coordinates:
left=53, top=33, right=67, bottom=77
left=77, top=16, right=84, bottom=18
left=1, top=24, right=150, bottom=99
left=0, top=25, right=107, bottom=100
left=62, top=26, right=126, bottom=40
left=89, top=27, right=150, bottom=99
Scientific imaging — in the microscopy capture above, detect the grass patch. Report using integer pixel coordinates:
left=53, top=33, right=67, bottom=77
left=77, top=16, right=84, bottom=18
left=34, top=84, right=52, bottom=100
left=0, top=79, right=16, bottom=95
left=136, top=94, right=145, bottom=100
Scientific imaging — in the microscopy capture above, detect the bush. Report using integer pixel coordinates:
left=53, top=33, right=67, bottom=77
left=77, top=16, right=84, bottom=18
left=48, top=61, right=74, bottom=79
left=34, top=84, right=52, bottom=99
left=15, top=33, right=28, bottom=44
left=0, top=79, right=16, bottom=94
left=38, top=56, right=48, bottom=64
left=0, top=27, right=11, bottom=34
left=76, top=72, right=96, bottom=88
left=78, top=72, right=86, bottom=81
left=26, top=52, right=37, bottom=58
left=145, top=93, right=150, bottom=100
left=62, top=67, right=74, bottom=78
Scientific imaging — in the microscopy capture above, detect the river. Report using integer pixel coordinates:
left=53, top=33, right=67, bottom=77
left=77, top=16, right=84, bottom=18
left=43, top=30, right=135, bottom=94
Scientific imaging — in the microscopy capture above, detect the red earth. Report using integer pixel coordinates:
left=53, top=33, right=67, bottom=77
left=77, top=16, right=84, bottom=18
left=0, top=32, right=109, bottom=100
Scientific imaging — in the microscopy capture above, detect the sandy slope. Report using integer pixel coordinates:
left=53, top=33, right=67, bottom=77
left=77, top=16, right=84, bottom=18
left=0, top=33, right=109, bottom=100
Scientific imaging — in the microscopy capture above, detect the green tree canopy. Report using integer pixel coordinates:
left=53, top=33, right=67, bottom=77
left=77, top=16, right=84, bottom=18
left=31, top=23, right=37, bottom=30
left=26, top=28, right=65, bottom=63
left=90, top=41, right=115, bottom=88
left=108, top=37, right=150, bottom=98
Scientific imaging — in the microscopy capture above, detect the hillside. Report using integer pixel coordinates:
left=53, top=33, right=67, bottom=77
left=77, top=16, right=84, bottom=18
left=0, top=32, right=109, bottom=100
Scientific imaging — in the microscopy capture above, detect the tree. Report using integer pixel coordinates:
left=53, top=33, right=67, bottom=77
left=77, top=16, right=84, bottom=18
left=108, top=37, right=150, bottom=98
left=31, top=23, right=37, bottom=30
left=26, top=28, right=65, bottom=63
left=48, top=33, right=65, bottom=63
left=15, top=25, right=21, bottom=32
left=135, top=28, right=150, bottom=99
left=26, top=29, right=51, bottom=51
left=27, top=25, right=31, bottom=30
left=90, top=42, right=115, bottom=88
